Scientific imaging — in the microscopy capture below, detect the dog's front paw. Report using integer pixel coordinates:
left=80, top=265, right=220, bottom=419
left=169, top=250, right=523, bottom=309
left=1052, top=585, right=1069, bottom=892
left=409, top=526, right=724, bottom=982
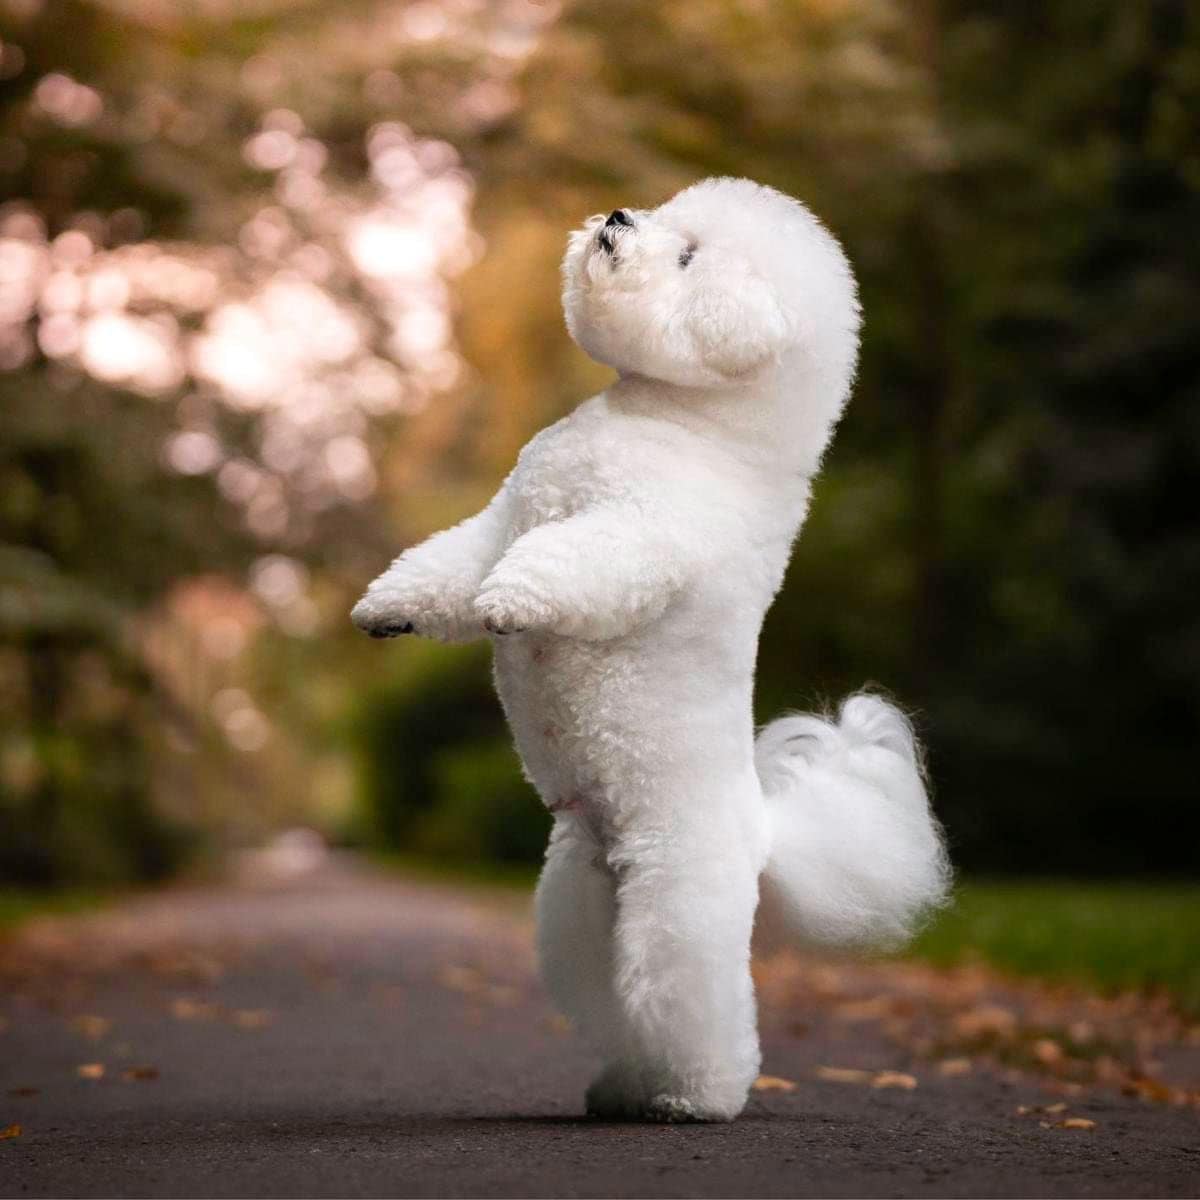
left=473, top=578, right=554, bottom=636
left=350, top=593, right=418, bottom=639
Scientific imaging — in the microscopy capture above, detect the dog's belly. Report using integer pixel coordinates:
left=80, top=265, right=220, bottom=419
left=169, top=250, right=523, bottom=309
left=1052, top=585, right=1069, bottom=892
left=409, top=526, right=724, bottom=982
left=492, top=628, right=757, bottom=832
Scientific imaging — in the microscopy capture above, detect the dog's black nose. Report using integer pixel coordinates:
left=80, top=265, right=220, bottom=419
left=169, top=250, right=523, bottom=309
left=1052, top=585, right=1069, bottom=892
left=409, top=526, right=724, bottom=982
left=606, top=209, right=632, bottom=227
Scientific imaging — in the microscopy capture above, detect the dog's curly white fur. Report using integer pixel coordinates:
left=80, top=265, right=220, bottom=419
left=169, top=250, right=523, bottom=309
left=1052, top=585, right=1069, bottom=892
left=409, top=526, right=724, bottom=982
left=353, top=177, right=950, bottom=1122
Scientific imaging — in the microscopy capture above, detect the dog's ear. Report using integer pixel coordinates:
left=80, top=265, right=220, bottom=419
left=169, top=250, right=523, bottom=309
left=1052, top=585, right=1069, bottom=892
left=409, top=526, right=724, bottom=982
left=685, top=266, right=792, bottom=381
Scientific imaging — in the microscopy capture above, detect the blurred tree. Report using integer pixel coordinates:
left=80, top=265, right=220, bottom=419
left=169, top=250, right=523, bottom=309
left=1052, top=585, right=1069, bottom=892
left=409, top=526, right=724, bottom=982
left=2, top=0, right=1195, bottom=880
left=935, top=0, right=1200, bottom=871
left=437, top=0, right=1200, bottom=873
left=0, top=0, right=555, bottom=881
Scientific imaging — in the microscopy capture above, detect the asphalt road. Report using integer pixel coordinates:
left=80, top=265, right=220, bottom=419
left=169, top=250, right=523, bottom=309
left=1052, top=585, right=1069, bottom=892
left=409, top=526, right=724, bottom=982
left=1, top=853, right=1197, bottom=1198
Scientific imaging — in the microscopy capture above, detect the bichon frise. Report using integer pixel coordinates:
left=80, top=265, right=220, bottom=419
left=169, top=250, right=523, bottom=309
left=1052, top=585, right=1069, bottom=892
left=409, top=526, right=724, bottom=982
left=352, top=177, right=950, bottom=1122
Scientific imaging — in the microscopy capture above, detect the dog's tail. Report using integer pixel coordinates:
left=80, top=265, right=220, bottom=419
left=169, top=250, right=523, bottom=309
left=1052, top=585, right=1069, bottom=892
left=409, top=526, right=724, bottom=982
left=755, top=692, right=950, bottom=950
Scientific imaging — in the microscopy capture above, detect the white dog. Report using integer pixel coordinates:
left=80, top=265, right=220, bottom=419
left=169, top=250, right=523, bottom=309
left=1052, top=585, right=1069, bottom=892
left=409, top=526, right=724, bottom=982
left=352, top=177, right=949, bottom=1122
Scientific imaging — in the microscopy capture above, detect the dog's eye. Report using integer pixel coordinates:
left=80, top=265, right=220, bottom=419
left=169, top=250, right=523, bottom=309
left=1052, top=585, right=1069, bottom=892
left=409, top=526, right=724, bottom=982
left=678, top=242, right=697, bottom=269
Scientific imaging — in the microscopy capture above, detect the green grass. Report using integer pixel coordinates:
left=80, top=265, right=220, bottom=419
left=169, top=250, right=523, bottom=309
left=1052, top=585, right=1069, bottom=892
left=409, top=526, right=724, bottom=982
left=9, top=866, right=1197, bottom=1018
left=0, top=888, right=107, bottom=932
left=908, top=879, right=1200, bottom=1016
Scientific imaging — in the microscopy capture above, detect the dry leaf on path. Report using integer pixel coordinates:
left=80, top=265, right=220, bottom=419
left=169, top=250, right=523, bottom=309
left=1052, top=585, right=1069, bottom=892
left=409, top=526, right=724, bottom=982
left=937, top=1058, right=972, bottom=1077
left=872, top=1071, right=918, bottom=1090
left=952, top=1005, right=1018, bottom=1039
left=120, top=1066, right=159, bottom=1082
left=833, top=997, right=893, bottom=1023
left=753, top=1074, right=797, bottom=1092
left=815, top=1066, right=872, bottom=1084
left=1033, top=1038, right=1064, bottom=1065
left=70, top=1015, right=111, bottom=1041
left=0, top=1124, right=21, bottom=1140
left=1059, top=1117, right=1097, bottom=1130
left=170, top=997, right=219, bottom=1021
left=75, top=1063, right=105, bottom=1080
left=1017, top=1102, right=1068, bottom=1117
left=1122, top=1076, right=1179, bottom=1104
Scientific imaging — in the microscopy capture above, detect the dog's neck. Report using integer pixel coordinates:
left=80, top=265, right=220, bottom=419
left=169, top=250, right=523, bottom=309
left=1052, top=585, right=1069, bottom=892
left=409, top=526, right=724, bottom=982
left=607, top=360, right=849, bottom=478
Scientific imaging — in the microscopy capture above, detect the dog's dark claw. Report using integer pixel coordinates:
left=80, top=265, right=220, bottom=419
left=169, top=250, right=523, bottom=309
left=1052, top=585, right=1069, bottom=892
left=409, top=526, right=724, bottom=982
left=368, top=621, right=414, bottom=638
left=483, top=617, right=527, bottom=636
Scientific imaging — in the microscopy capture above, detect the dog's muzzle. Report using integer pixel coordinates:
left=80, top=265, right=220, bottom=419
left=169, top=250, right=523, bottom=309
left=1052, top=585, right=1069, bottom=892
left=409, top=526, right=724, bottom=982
left=598, top=209, right=632, bottom=256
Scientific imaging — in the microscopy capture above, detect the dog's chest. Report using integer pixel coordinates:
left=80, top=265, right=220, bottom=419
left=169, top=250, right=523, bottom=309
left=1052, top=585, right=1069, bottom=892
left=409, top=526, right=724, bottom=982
left=507, top=419, right=624, bottom=536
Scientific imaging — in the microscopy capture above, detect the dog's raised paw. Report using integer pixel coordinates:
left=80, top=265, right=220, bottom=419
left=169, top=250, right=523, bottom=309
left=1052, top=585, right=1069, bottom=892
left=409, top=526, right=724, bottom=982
left=474, top=581, right=550, bottom=637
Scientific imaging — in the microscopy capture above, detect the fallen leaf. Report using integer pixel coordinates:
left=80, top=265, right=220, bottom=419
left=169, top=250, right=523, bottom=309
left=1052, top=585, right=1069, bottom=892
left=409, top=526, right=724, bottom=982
left=543, top=1014, right=571, bottom=1035
left=952, top=1005, right=1018, bottom=1040
left=1033, top=1038, right=1064, bottom=1065
left=1050, top=1081, right=1085, bottom=1097
left=833, top=997, right=893, bottom=1023
left=1123, top=1076, right=1175, bottom=1104
left=76, top=1063, right=105, bottom=1080
left=230, top=1009, right=272, bottom=1030
left=1059, top=1118, right=1096, bottom=1130
left=0, top=1125, right=21, bottom=1140
left=937, top=1058, right=972, bottom=1077
left=70, top=1015, right=111, bottom=1041
left=120, top=1066, right=159, bottom=1082
left=872, top=1071, right=918, bottom=1090
left=170, top=997, right=218, bottom=1021
left=1017, top=1101, right=1067, bottom=1117
left=8, top=1087, right=39, bottom=1097
left=753, top=1074, right=797, bottom=1092
left=1067, top=1021, right=1095, bottom=1046
left=815, top=1066, right=872, bottom=1084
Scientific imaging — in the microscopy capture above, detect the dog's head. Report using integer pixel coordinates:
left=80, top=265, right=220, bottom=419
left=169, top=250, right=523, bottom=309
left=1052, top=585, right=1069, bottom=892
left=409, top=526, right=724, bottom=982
left=562, top=177, right=860, bottom=390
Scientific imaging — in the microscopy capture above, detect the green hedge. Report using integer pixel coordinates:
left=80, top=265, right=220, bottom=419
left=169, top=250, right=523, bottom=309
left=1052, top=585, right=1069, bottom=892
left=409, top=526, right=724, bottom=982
left=351, top=640, right=549, bottom=866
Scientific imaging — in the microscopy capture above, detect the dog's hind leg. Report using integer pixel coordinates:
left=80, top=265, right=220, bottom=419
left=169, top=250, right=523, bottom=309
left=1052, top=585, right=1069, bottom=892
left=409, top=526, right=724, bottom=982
left=611, top=818, right=763, bottom=1122
left=535, top=824, right=644, bottom=1117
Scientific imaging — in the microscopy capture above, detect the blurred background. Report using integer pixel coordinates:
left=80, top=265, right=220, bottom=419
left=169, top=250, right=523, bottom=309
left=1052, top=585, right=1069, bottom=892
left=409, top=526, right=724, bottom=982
left=0, top=1, right=1196, bottom=998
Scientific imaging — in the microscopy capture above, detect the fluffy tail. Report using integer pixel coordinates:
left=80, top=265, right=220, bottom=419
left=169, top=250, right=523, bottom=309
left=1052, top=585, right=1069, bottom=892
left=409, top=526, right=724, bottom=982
left=756, top=692, right=950, bottom=950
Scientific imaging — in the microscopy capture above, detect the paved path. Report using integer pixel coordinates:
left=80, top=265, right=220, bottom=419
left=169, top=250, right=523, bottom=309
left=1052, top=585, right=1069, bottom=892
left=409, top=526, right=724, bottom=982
left=1, top=855, right=1197, bottom=1198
